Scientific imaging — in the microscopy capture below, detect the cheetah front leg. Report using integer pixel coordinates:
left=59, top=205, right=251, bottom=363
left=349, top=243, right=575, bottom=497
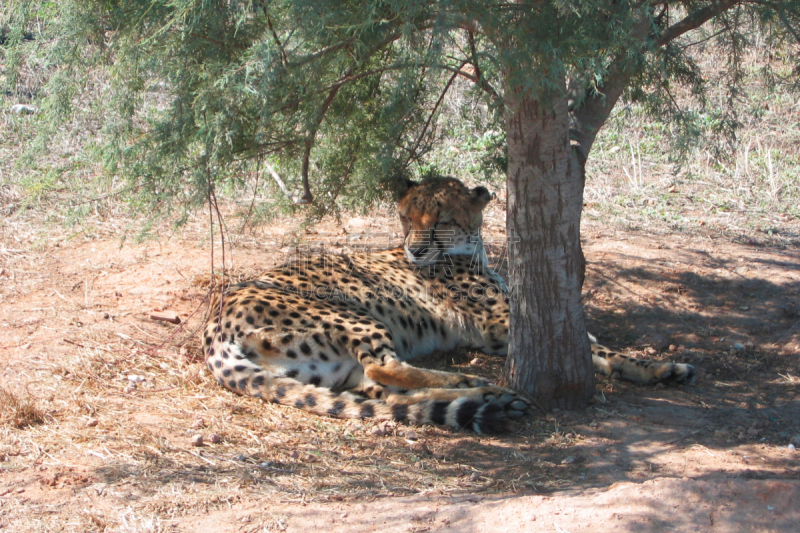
left=356, top=350, right=530, bottom=423
left=360, top=354, right=489, bottom=390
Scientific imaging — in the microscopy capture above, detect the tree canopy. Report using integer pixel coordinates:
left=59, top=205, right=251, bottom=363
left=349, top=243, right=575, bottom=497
left=4, top=1, right=798, bottom=215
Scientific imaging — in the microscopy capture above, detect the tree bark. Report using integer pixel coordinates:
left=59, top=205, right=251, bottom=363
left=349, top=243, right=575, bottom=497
left=503, top=79, right=594, bottom=410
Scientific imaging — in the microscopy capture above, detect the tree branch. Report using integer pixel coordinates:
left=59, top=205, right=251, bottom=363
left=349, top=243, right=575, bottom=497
left=404, top=62, right=466, bottom=169
left=657, top=0, right=740, bottom=46
left=570, top=0, right=744, bottom=164
left=264, top=9, right=288, bottom=66
left=435, top=63, right=501, bottom=102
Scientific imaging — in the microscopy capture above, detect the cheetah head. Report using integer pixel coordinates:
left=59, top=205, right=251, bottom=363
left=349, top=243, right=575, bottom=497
left=397, top=177, right=494, bottom=266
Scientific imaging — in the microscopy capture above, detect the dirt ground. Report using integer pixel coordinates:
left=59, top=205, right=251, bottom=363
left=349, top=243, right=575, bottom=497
left=0, top=204, right=798, bottom=532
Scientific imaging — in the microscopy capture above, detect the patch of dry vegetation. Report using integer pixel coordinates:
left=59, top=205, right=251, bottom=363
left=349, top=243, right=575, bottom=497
left=0, top=388, right=46, bottom=428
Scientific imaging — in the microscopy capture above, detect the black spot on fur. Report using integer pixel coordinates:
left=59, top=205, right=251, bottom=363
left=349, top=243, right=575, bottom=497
left=262, top=339, right=272, bottom=350
left=304, top=394, right=317, bottom=407
left=286, top=349, right=298, bottom=359
left=246, top=315, right=255, bottom=325
left=300, top=342, right=311, bottom=355
left=309, top=376, right=321, bottom=386
left=282, top=335, right=293, bottom=344
left=222, top=369, right=232, bottom=377
left=430, top=401, right=449, bottom=426
left=392, top=404, right=409, bottom=423
left=455, top=400, right=481, bottom=428
left=214, top=360, right=222, bottom=368
left=252, top=374, right=265, bottom=386
left=234, top=365, right=247, bottom=372
left=359, top=404, right=375, bottom=419
left=328, top=401, right=346, bottom=416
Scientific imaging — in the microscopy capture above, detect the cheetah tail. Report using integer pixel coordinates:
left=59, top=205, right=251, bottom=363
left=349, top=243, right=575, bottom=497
left=236, top=377, right=508, bottom=433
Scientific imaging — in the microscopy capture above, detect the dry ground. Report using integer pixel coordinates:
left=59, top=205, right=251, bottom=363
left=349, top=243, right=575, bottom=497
left=0, top=201, right=799, bottom=532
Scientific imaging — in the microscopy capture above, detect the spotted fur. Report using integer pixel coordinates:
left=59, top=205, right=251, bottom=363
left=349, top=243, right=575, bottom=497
left=202, top=177, right=694, bottom=433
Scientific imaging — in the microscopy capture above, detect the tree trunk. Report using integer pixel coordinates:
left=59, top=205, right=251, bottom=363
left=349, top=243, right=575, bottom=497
left=503, top=80, right=594, bottom=410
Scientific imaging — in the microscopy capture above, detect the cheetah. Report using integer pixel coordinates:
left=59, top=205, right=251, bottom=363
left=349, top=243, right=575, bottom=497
left=202, top=177, right=695, bottom=433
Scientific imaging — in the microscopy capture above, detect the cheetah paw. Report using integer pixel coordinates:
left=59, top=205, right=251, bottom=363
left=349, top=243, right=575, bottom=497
left=482, top=388, right=530, bottom=419
left=653, top=362, right=696, bottom=384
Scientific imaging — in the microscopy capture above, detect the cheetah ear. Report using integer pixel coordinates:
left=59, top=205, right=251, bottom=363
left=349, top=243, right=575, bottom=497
left=470, top=186, right=493, bottom=209
left=396, top=178, right=418, bottom=199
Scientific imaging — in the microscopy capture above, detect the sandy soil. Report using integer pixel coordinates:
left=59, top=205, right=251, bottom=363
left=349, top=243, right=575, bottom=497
left=0, top=206, right=798, bottom=532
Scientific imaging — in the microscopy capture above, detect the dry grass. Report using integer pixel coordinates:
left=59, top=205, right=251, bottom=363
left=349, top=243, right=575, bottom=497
left=0, top=388, right=47, bottom=429
left=0, top=312, right=566, bottom=530
left=583, top=35, right=800, bottom=243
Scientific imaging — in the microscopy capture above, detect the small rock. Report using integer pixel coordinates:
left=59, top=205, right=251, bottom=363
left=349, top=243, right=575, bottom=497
left=208, top=433, right=222, bottom=444
left=668, top=344, right=678, bottom=352
left=739, top=306, right=749, bottom=311
left=11, top=104, right=36, bottom=115
left=86, top=418, right=99, bottom=427
left=469, top=472, right=482, bottom=482
left=404, top=430, right=419, bottom=441
left=788, top=443, right=796, bottom=451
left=733, top=343, right=746, bottom=351
left=370, top=426, right=386, bottom=437
left=645, top=347, right=658, bottom=356
left=561, top=456, right=576, bottom=465
left=190, top=434, right=204, bottom=447
left=16, top=487, right=25, bottom=493
left=192, top=418, right=206, bottom=429
left=127, top=374, right=145, bottom=383
left=470, top=357, right=482, bottom=366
